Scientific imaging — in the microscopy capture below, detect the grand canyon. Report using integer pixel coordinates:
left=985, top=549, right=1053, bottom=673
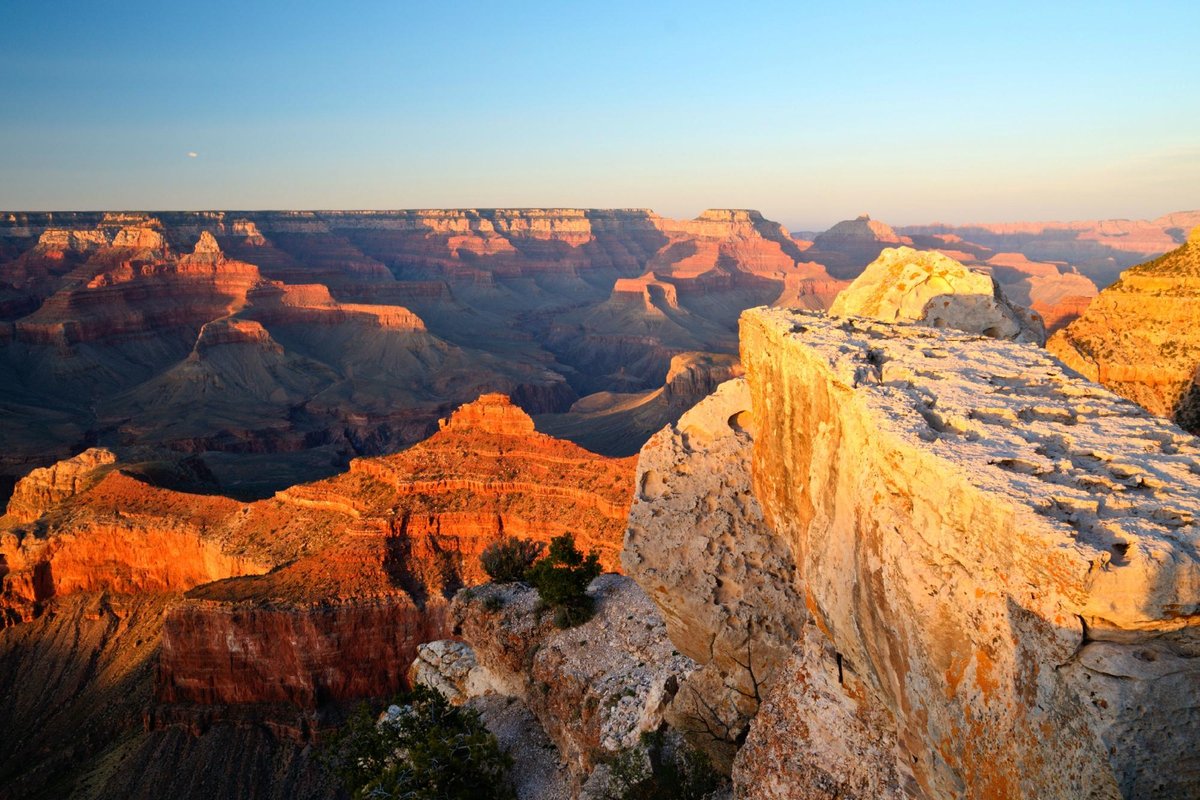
left=3, top=205, right=1200, bottom=799
left=5, top=2, right=1199, bottom=796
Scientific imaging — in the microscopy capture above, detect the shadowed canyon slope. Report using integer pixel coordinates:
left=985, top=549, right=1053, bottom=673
left=0, top=394, right=634, bottom=799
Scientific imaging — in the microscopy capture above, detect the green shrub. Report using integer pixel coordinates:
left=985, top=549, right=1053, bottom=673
left=323, top=686, right=514, bottom=800
left=607, top=729, right=722, bottom=800
left=525, top=533, right=601, bottom=628
left=480, top=537, right=544, bottom=583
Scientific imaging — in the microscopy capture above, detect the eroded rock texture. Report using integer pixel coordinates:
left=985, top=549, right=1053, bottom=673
left=738, top=308, right=1200, bottom=799
left=1049, top=227, right=1200, bottom=434
left=630, top=308, right=1200, bottom=799
left=439, top=575, right=695, bottom=791
left=624, top=379, right=803, bottom=769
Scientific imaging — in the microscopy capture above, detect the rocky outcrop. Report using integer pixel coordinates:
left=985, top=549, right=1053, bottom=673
left=146, top=395, right=634, bottom=710
left=830, top=247, right=1045, bottom=344
left=437, top=391, right=536, bottom=435
left=427, top=575, right=696, bottom=792
left=1, top=465, right=266, bottom=627
left=628, top=308, right=1200, bottom=798
left=1048, top=227, right=1200, bottom=433
left=625, top=379, right=803, bottom=769
left=3, top=447, right=117, bottom=523
left=730, top=308, right=1200, bottom=798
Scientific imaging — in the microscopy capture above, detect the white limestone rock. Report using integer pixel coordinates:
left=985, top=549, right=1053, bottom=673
left=830, top=246, right=1045, bottom=344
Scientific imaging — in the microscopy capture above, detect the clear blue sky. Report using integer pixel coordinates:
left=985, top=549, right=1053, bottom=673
left=1, top=0, right=1197, bottom=229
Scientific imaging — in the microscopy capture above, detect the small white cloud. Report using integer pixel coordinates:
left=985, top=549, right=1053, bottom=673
left=187, top=151, right=199, bottom=158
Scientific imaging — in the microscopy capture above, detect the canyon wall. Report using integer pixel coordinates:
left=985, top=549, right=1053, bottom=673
left=1049, top=227, right=1200, bottom=434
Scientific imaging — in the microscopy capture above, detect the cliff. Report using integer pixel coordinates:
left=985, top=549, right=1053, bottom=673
left=147, top=394, right=635, bottom=709
left=627, top=308, right=1200, bottom=798
left=625, top=379, right=803, bottom=770
left=1048, top=227, right=1200, bottom=433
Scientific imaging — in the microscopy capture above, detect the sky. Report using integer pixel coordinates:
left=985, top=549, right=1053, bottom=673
left=1, top=0, right=1198, bottom=230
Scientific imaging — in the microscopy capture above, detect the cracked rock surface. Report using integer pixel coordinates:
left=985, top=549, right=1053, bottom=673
left=739, top=308, right=1200, bottom=798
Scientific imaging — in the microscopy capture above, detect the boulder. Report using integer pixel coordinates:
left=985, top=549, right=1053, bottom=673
left=830, top=246, right=1045, bottom=344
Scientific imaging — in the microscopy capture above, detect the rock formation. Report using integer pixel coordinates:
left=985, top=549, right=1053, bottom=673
left=417, top=575, right=696, bottom=794
left=1049, top=227, right=1200, bottom=434
left=625, top=379, right=803, bottom=769
left=2, top=447, right=117, bottom=524
left=830, top=246, right=1045, bottom=344
left=628, top=308, right=1200, bottom=799
left=0, top=393, right=636, bottom=796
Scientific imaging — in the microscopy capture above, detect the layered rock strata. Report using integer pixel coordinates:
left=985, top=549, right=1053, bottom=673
left=1048, top=227, right=1200, bottom=433
left=2, top=395, right=635, bottom=709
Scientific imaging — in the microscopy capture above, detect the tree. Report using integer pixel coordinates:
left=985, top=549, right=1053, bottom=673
left=480, top=537, right=544, bottom=583
left=323, top=686, right=514, bottom=800
left=525, top=532, right=602, bottom=628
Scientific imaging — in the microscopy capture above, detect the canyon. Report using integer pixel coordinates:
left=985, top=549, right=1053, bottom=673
left=0, top=394, right=634, bottom=798
left=3, top=208, right=1184, bottom=503
left=2, top=207, right=1199, bottom=799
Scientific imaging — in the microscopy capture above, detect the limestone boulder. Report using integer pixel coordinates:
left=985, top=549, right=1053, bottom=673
left=830, top=246, right=1045, bottom=344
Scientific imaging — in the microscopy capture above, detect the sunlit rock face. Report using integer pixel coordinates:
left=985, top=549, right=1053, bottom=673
left=629, top=307, right=1200, bottom=799
left=1049, top=227, right=1200, bottom=434
left=3, top=447, right=117, bottom=524
left=741, top=309, right=1200, bottom=799
left=2, top=394, right=635, bottom=709
left=830, top=247, right=1045, bottom=344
